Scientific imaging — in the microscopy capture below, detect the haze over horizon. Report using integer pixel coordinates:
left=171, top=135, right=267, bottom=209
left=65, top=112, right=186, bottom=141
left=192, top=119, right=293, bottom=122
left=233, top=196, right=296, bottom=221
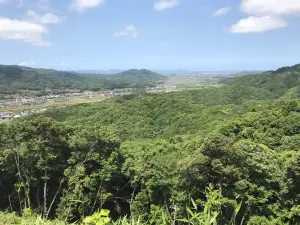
left=0, top=0, right=300, bottom=71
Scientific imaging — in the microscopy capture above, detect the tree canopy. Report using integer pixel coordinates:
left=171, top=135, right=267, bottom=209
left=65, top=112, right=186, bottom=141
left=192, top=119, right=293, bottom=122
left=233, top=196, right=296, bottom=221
left=1, top=64, right=300, bottom=224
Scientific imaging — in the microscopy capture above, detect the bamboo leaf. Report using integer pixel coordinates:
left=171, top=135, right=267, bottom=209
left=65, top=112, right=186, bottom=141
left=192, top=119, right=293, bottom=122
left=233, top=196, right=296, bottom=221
left=191, top=198, right=197, bottom=209
left=235, top=200, right=243, bottom=215
left=186, top=207, right=195, bottom=217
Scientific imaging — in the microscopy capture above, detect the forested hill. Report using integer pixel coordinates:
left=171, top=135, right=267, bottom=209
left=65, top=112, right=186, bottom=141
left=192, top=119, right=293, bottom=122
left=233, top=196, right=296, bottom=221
left=45, top=84, right=278, bottom=141
left=3, top=84, right=300, bottom=224
left=0, top=65, right=165, bottom=93
left=0, top=65, right=104, bottom=92
left=3, top=64, right=300, bottom=224
left=99, top=69, right=166, bottom=89
left=222, top=63, right=300, bottom=97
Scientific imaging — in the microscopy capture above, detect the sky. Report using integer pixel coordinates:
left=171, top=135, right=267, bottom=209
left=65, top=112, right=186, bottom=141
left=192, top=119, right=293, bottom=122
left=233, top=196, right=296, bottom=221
left=0, top=0, right=300, bottom=71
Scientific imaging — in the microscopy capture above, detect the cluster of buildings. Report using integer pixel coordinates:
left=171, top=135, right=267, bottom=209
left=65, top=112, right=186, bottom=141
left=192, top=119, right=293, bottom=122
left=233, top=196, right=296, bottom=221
left=0, top=91, right=101, bottom=109
left=0, top=89, right=127, bottom=121
left=0, top=98, right=43, bottom=109
left=0, top=112, right=11, bottom=120
left=144, top=84, right=176, bottom=92
left=0, top=87, right=170, bottom=122
left=0, top=86, right=172, bottom=110
left=0, top=110, right=31, bottom=121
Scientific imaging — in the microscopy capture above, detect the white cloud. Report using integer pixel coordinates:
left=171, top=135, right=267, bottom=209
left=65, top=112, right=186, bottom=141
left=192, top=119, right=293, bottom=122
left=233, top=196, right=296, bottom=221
left=69, top=0, right=104, bottom=13
left=114, top=25, right=139, bottom=37
left=241, top=0, right=300, bottom=16
left=229, top=0, right=299, bottom=34
left=0, top=17, right=50, bottom=46
left=26, top=10, right=62, bottom=24
left=229, top=16, right=287, bottom=33
left=154, top=0, right=179, bottom=11
left=19, top=60, right=36, bottom=67
left=213, top=7, right=230, bottom=17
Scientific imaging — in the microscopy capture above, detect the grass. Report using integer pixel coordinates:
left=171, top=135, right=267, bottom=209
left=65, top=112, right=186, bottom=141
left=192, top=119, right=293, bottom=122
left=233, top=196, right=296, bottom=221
left=0, top=212, right=71, bottom=225
left=0, top=186, right=241, bottom=225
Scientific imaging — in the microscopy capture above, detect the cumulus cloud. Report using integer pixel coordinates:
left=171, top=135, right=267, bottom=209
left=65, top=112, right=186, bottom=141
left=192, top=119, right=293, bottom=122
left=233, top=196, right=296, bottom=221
left=26, top=10, right=62, bottom=24
left=213, top=7, right=230, bottom=17
left=154, top=0, right=179, bottom=11
left=0, top=17, right=50, bottom=46
left=229, top=0, right=300, bottom=34
left=69, top=0, right=104, bottom=13
left=241, top=0, right=300, bottom=16
left=19, top=60, right=36, bottom=67
left=114, top=25, right=139, bottom=37
left=0, top=7, right=62, bottom=46
left=229, top=16, right=288, bottom=33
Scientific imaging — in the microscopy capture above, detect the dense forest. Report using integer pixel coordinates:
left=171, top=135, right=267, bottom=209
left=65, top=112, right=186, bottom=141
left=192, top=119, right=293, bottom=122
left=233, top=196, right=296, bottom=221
left=1, top=64, right=300, bottom=224
left=0, top=65, right=165, bottom=94
left=221, top=63, right=300, bottom=98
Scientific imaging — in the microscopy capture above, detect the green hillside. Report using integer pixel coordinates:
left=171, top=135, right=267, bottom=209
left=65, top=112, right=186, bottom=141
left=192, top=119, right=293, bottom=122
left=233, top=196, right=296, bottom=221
left=222, top=63, right=300, bottom=97
left=0, top=65, right=165, bottom=93
left=1, top=64, right=300, bottom=225
left=44, top=84, right=276, bottom=141
left=100, top=69, right=166, bottom=89
left=0, top=65, right=103, bottom=92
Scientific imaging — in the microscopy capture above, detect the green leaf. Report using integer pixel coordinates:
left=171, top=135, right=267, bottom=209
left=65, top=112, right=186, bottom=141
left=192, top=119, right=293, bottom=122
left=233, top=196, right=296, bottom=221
left=71, top=199, right=83, bottom=203
left=150, top=211, right=158, bottom=225
left=177, top=218, right=189, bottom=223
left=235, top=200, right=243, bottom=215
left=100, top=209, right=110, bottom=216
left=186, top=207, right=195, bottom=217
left=191, top=198, right=197, bottom=209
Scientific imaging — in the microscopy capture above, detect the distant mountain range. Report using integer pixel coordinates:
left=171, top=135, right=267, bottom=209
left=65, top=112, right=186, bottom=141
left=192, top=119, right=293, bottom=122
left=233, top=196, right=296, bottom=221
left=76, top=69, right=263, bottom=76
left=76, top=69, right=124, bottom=74
left=0, top=65, right=166, bottom=94
left=2, top=62, right=298, bottom=96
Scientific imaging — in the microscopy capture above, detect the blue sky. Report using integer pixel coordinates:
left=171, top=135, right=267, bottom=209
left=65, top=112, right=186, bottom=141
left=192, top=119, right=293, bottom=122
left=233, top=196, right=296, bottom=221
left=0, top=0, right=300, bottom=71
